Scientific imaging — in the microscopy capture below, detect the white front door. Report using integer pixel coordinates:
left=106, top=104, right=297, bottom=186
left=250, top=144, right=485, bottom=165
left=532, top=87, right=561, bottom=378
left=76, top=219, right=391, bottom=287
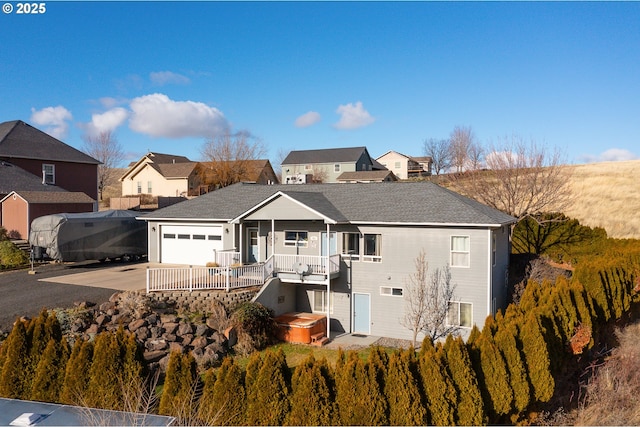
left=160, top=225, right=223, bottom=265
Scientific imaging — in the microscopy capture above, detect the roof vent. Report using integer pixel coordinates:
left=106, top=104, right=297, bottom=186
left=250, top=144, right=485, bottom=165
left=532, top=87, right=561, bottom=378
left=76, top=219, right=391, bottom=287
left=10, top=413, right=45, bottom=426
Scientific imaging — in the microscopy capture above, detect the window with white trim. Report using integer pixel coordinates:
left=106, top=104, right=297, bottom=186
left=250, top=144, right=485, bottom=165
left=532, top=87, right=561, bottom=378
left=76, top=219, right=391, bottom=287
left=334, top=164, right=341, bottom=172
left=42, top=164, right=55, bottom=184
left=363, top=234, right=382, bottom=262
left=447, top=301, right=472, bottom=328
left=147, top=181, right=152, bottom=194
left=451, top=235, right=470, bottom=267
left=284, top=231, right=308, bottom=247
left=341, top=232, right=360, bottom=261
left=380, top=286, right=403, bottom=297
left=313, top=290, right=333, bottom=314
left=137, top=181, right=142, bottom=194
left=304, top=164, right=312, bottom=170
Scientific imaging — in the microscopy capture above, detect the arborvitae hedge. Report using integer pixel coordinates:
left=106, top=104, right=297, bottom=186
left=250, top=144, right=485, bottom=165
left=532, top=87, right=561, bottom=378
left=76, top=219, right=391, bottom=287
left=384, top=349, right=427, bottom=426
left=469, top=324, right=513, bottom=419
left=60, top=339, right=94, bottom=405
left=285, top=354, right=335, bottom=426
left=30, top=338, right=69, bottom=402
left=158, top=351, right=198, bottom=419
left=493, top=313, right=531, bottom=415
left=517, top=313, right=555, bottom=403
left=334, top=351, right=373, bottom=425
left=418, top=339, right=456, bottom=426
left=244, top=349, right=290, bottom=426
left=198, top=357, right=246, bottom=426
left=365, top=347, right=389, bottom=425
left=443, top=335, right=486, bottom=425
left=0, top=319, right=29, bottom=398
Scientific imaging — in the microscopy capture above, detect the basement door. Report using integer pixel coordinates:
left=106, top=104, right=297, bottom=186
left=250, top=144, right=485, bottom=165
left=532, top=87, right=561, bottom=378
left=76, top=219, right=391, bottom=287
left=353, top=293, right=371, bottom=335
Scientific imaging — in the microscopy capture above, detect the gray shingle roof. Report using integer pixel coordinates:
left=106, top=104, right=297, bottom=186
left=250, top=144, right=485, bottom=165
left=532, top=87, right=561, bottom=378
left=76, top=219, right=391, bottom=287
left=0, top=120, right=100, bottom=164
left=142, top=181, right=516, bottom=226
left=336, top=170, right=397, bottom=181
left=282, top=146, right=370, bottom=165
left=10, top=191, right=95, bottom=204
left=0, top=161, right=66, bottom=194
left=146, top=152, right=192, bottom=163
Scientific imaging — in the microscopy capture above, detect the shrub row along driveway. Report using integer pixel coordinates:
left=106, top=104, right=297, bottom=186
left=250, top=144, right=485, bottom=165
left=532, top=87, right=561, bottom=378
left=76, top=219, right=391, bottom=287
left=0, top=261, right=148, bottom=333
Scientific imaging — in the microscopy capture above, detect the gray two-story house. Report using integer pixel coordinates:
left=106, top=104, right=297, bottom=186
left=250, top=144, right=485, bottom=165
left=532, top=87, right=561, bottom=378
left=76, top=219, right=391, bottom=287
left=141, top=181, right=515, bottom=342
left=281, top=146, right=387, bottom=184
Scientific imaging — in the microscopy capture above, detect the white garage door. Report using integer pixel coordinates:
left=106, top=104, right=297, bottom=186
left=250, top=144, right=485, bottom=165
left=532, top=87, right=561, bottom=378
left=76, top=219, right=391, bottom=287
left=160, top=225, right=223, bottom=266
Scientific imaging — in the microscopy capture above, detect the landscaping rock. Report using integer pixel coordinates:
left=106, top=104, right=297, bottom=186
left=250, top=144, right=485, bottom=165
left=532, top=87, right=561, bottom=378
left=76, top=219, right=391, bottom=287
left=169, top=342, right=184, bottom=353
left=191, top=336, right=208, bottom=349
left=181, top=334, right=194, bottom=346
left=128, top=318, right=147, bottom=332
left=194, top=323, right=211, bottom=337
left=135, top=326, right=150, bottom=341
left=149, top=326, right=163, bottom=339
left=163, top=322, right=179, bottom=335
left=143, top=350, right=167, bottom=363
left=177, top=322, right=194, bottom=336
left=146, top=339, right=169, bottom=352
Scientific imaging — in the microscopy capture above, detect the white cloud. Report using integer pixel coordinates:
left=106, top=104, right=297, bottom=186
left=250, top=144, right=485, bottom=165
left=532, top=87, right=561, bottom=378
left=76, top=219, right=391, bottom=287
left=580, top=148, right=639, bottom=163
left=99, top=97, right=126, bottom=109
left=82, top=107, right=129, bottom=137
left=333, top=101, right=375, bottom=130
left=30, top=105, right=73, bottom=139
left=295, top=111, right=321, bottom=128
left=150, top=71, right=190, bottom=86
left=129, top=93, right=228, bottom=138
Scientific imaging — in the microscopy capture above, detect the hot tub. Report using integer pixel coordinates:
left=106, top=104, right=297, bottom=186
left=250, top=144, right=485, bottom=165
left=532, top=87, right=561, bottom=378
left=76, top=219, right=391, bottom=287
left=274, top=312, right=327, bottom=344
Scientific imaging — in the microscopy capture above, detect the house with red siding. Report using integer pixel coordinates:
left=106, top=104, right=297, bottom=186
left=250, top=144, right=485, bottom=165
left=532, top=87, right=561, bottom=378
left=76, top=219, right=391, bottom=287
left=0, top=120, right=99, bottom=239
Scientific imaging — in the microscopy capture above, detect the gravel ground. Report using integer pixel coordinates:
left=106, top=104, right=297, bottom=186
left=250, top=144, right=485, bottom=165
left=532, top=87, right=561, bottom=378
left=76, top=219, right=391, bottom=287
left=371, top=337, right=415, bottom=349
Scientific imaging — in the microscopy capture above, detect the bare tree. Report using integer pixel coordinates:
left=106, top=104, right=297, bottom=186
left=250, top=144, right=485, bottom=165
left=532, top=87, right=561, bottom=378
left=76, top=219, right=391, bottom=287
left=467, top=139, right=485, bottom=171
left=199, top=130, right=267, bottom=189
left=448, top=135, right=573, bottom=224
left=401, top=249, right=458, bottom=347
left=423, top=138, right=452, bottom=175
left=82, top=131, right=125, bottom=201
left=449, top=125, right=476, bottom=173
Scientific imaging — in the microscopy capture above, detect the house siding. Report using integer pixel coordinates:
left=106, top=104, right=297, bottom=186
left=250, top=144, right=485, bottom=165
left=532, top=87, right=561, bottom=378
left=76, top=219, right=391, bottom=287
left=122, top=166, right=190, bottom=197
left=8, top=159, right=98, bottom=200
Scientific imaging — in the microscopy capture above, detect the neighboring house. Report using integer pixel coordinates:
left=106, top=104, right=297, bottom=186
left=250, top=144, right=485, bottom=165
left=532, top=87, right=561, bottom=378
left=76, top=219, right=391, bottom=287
left=1, top=190, right=94, bottom=239
left=141, top=181, right=515, bottom=341
left=281, top=146, right=387, bottom=183
left=376, top=150, right=433, bottom=179
left=120, top=152, right=200, bottom=197
left=336, top=170, right=398, bottom=183
left=0, top=120, right=100, bottom=200
left=197, top=159, right=280, bottom=189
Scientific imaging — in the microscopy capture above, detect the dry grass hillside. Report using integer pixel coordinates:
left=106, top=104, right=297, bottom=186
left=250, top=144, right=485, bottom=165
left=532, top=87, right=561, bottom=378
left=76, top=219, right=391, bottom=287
left=560, top=160, right=640, bottom=239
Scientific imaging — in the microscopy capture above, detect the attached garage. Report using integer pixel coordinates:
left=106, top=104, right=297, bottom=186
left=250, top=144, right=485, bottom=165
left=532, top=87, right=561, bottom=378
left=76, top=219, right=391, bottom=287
left=160, top=224, right=223, bottom=266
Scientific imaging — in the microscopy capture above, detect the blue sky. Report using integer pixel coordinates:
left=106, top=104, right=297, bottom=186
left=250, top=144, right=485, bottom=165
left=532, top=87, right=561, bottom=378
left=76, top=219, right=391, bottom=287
left=1, top=1, right=638, bottom=167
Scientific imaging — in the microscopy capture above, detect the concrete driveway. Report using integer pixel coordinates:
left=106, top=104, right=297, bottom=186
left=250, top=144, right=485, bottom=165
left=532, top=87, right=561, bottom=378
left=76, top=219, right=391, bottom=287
left=39, top=262, right=150, bottom=292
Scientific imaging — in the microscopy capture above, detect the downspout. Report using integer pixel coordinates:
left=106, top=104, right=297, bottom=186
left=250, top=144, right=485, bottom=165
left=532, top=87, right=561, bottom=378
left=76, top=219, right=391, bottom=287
left=326, top=222, right=331, bottom=339
left=239, top=222, right=243, bottom=264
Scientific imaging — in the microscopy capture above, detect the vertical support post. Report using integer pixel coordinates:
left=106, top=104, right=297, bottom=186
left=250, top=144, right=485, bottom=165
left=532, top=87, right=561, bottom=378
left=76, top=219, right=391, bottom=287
left=326, top=222, right=331, bottom=339
left=225, top=266, right=230, bottom=292
left=146, top=266, right=150, bottom=293
left=271, top=219, right=275, bottom=259
left=189, top=265, right=193, bottom=293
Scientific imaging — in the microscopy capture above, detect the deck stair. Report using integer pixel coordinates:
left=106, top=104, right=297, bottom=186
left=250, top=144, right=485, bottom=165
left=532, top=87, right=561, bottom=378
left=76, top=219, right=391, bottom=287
left=310, top=332, right=329, bottom=347
left=10, top=239, right=31, bottom=256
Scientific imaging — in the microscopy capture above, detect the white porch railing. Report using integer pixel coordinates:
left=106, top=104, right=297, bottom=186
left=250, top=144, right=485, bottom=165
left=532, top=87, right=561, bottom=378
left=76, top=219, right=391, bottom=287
left=146, top=254, right=341, bottom=293
left=213, top=250, right=241, bottom=267
left=147, top=264, right=267, bottom=293
left=272, top=254, right=341, bottom=275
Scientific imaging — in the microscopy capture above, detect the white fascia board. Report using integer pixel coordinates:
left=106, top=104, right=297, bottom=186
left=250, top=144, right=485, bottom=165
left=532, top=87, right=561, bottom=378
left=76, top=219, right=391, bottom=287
left=136, top=217, right=232, bottom=223
left=350, top=221, right=509, bottom=228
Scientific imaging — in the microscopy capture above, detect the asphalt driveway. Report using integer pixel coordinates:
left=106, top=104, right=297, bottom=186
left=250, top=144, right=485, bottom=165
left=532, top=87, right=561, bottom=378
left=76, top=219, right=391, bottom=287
left=0, top=261, right=149, bottom=333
